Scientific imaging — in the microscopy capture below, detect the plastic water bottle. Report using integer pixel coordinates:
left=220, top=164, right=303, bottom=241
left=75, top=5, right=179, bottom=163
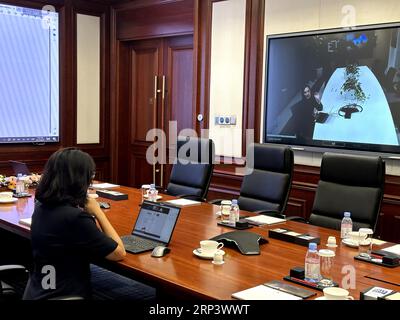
left=16, top=173, right=25, bottom=194
left=229, top=199, right=240, bottom=224
left=341, top=212, right=353, bottom=239
left=305, top=243, right=320, bottom=283
left=148, top=184, right=158, bottom=202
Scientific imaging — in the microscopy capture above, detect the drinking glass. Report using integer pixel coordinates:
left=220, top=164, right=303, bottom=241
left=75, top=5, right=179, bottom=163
left=141, top=184, right=151, bottom=203
left=358, top=228, right=373, bottom=258
left=318, top=249, right=335, bottom=287
left=219, top=200, right=232, bottom=222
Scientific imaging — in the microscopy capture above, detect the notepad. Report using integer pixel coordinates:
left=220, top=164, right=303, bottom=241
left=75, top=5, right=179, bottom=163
left=165, top=199, right=201, bottom=206
left=91, top=183, right=120, bottom=189
left=19, top=217, right=32, bottom=227
left=381, top=244, right=400, bottom=256
left=244, top=215, right=286, bottom=226
left=232, top=285, right=301, bottom=300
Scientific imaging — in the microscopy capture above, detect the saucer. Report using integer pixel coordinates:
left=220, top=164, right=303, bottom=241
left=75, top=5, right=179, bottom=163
left=193, top=248, right=225, bottom=260
left=314, top=296, right=327, bottom=300
left=143, top=195, right=163, bottom=200
left=0, top=198, right=18, bottom=204
left=342, top=239, right=359, bottom=248
left=215, top=211, right=230, bottom=217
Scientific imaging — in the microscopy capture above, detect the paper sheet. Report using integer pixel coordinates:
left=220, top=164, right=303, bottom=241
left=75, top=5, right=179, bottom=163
left=244, top=215, right=286, bottom=226
left=372, top=239, right=387, bottom=246
left=232, top=285, right=301, bottom=300
left=91, top=183, right=120, bottom=189
left=381, top=244, right=400, bottom=255
left=165, top=199, right=201, bottom=206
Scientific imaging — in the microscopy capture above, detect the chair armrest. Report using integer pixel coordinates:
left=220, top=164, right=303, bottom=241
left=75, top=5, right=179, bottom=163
left=254, top=210, right=286, bottom=219
left=176, top=194, right=206, bottom=202
left=48, top=295, right=85, bottom=300
left=285, top=216, right=308, bottom=223
left=0, top=265, right=28, bottom=296
left=0, top=265, right=28, bottom=281
left=0, top=265, right=26, bottom=272
left=208, top=199, right=225, bottom=205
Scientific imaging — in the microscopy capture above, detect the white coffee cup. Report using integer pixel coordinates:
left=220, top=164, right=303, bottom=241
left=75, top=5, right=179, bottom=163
left=348, top=231, right=367, bottom=244
left=323, top=287, right=354, bottom=300
left=200, top=240, right=224, bottom=255
left=0, top=192, right=13, bottom=200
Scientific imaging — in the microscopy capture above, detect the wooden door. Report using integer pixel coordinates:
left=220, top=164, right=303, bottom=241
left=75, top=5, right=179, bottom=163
left=129, top=35, right=195, bottom=188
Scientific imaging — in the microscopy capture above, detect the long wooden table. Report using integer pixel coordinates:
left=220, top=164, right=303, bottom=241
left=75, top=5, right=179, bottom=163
left=0, top=186, right=399, bottom=300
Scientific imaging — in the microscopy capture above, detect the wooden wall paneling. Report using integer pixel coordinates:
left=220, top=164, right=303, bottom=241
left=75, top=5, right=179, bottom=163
left=110, top=1, right=197, bottom=187
left=242, top=0, right=265, bottom=151
left=111, top=40, right=131, bottom=186
left=114, top=0, right=194, bottom=41
left=165, top=36, right=196, bottom=134
left=193, top=0, right=212, bottom=132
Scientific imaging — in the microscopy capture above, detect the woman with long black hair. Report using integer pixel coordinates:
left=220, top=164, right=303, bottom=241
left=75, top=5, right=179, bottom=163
left=23, top=148, right=125, bottom=299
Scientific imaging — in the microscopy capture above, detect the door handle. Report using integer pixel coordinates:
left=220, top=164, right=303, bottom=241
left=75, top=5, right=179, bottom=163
left=162, top=75, right=166, bottom=100
left=154, top=76, right=158, bottom=100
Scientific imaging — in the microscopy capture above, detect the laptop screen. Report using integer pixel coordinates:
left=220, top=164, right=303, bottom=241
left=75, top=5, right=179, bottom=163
left=132, top=201, right=180, bottom=244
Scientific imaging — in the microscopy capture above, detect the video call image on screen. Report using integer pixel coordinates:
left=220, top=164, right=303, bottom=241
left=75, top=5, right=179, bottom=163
left=0, top=4, right=59, bottom=144
left=265, top=25, right=400, bottom=153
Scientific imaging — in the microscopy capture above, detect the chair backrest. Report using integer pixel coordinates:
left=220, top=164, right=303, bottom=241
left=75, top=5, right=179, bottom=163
left=310, top=152, right=385, bottom=231
left=238, top=143, right=294, bottom=214
left=166, top=136, right=214, bottom=199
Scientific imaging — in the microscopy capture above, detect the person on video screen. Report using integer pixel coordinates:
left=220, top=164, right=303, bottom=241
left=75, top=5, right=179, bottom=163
left=293, top=85, right=323, bottom=144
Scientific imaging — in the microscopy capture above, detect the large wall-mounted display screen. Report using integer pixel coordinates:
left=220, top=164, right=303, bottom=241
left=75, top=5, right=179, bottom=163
left=0, top=3, right=59, bottom=144
left=264, top=24, right=400, bottom=154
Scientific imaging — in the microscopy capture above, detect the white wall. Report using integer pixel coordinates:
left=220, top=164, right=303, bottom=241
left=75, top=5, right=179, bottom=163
left=76, top=14, right=100, bottom=144
left=263, top=0, right=400, bottom=174
left=209, top=0, right=246, bottom=158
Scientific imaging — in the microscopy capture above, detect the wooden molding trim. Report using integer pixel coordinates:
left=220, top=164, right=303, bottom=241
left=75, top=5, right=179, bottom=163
left=114, top=0, right=194, bottom=41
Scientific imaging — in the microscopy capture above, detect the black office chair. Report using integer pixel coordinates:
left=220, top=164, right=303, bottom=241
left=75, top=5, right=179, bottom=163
left=0, top=265, right=29, bottom=301
left=291, top=152, right=385, bottom=232
left=165, top=136, right=214, bottom=202
left=210, top=143, right=294, bottom=218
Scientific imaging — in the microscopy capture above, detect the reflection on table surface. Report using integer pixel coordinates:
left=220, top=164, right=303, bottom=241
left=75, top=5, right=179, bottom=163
left=314, top=66, right=399, bottom=146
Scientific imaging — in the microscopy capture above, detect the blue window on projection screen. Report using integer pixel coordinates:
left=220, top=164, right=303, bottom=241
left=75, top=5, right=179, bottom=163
left=0, top=3, right=59, bottom=144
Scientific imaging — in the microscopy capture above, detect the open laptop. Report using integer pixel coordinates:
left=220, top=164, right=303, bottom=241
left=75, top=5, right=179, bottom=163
left=9, top=160, right=31, bottom=176
left=121, top=201, right=181, bottom=254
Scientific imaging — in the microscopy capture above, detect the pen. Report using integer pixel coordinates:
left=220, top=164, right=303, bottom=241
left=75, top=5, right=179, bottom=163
left=290, top=277, right=319, bottom=288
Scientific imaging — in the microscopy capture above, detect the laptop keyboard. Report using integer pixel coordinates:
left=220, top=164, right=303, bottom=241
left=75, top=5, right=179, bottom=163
left=121, top=235, right=163, bottom=253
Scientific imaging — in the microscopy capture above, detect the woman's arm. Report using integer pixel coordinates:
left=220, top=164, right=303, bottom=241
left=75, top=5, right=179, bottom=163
left=85, top=198, right=126, bottom=261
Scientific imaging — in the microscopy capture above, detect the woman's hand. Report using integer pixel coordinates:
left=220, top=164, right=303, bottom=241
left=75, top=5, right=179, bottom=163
left=85, top=197, right=103, bottom=218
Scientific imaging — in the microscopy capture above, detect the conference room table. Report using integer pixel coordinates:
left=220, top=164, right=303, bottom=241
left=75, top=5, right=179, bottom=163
left=0, top=185, right=399, bottom=300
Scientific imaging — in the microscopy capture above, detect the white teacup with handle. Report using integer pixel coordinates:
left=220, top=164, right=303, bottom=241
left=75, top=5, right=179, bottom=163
left=199, top=240, right=224, bottom=256
left=323, top=287, right=354, bottom=300
left=348, top=231, right=367, bottom=245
